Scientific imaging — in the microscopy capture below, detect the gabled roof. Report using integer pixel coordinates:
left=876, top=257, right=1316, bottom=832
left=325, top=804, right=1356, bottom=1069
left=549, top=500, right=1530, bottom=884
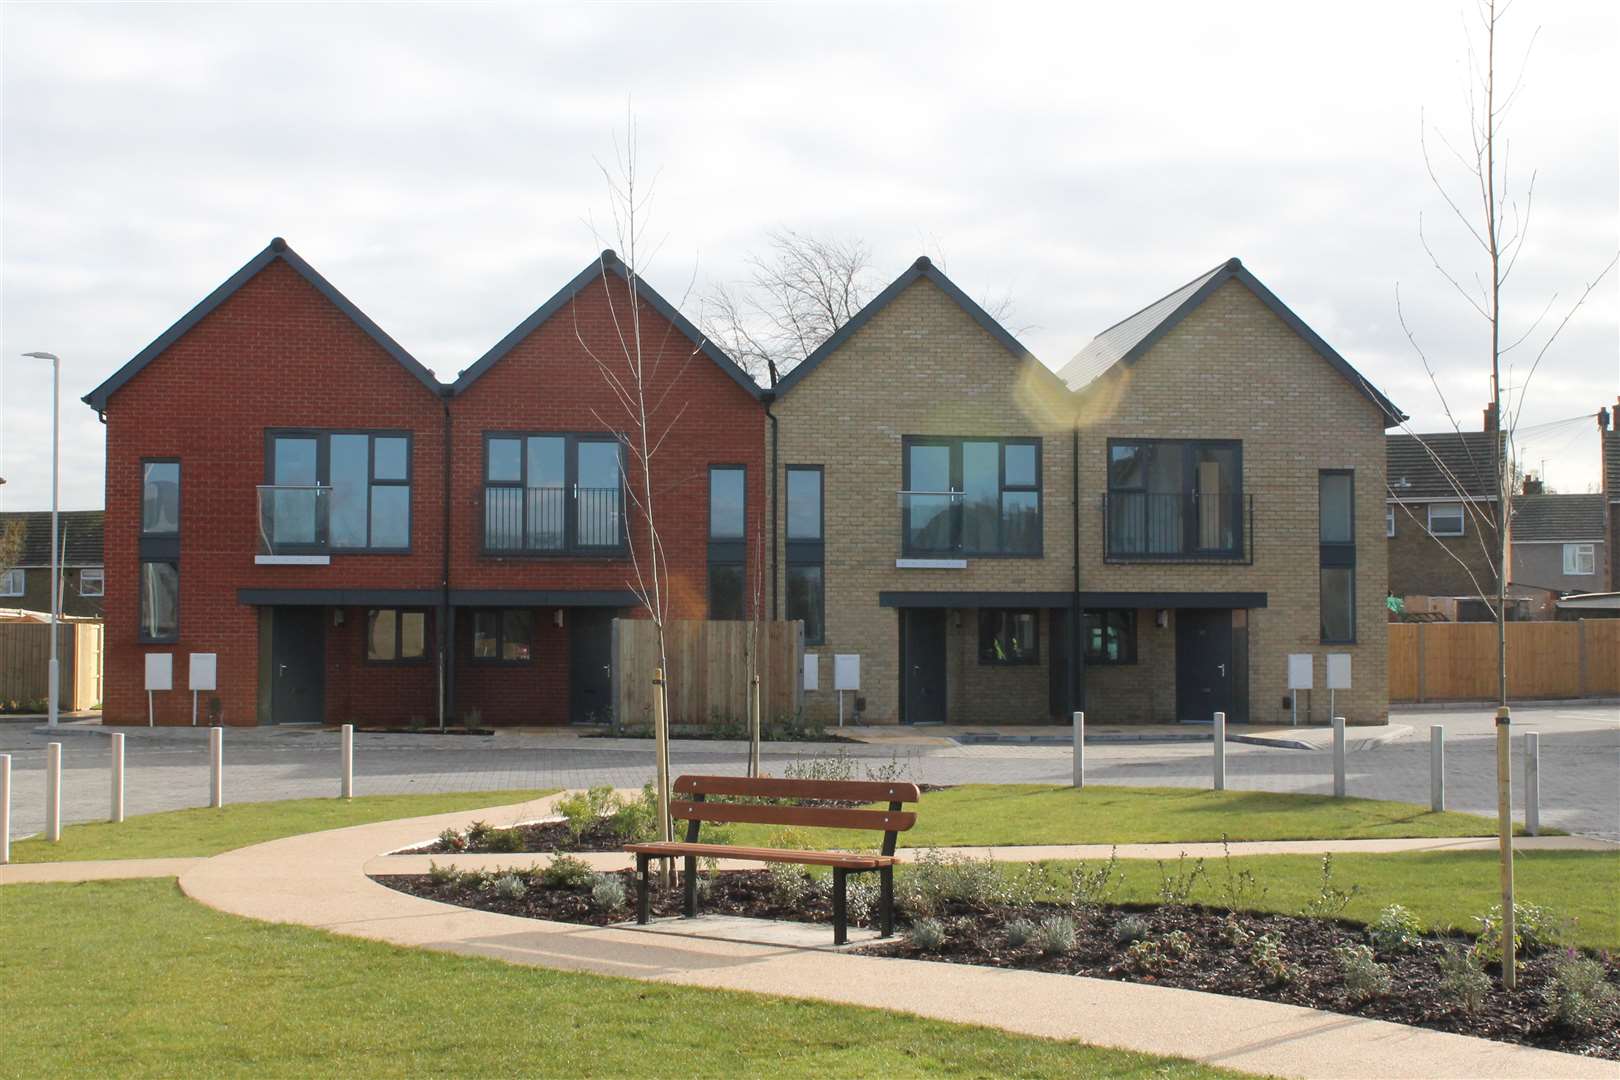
left=1060, top=258, right=1406, bottom=426
left=773, top=256, right=1065, bottom=397
left=1511, top=493, right=1607, bottom=542
left=1386, top=431, right=1500, bottom=500
left=452, top=250, right=762, bottom=400
left=84, top=238, right=441, bottom=412
left=0, top=510, right=104, bottom=566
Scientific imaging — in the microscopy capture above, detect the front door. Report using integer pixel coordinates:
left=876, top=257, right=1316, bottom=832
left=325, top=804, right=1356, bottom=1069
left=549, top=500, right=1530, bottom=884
left=902, top=608, right=947, bottom=724
left=270, top=606, right=326, bottom=725
left=1175, top=608, right=1233, bottom=723
left=569, top=608, right=615, bottom=724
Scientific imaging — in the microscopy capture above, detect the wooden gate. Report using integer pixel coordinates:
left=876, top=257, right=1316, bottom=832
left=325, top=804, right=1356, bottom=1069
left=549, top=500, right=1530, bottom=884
left=613, top=619, right=804, bottom=728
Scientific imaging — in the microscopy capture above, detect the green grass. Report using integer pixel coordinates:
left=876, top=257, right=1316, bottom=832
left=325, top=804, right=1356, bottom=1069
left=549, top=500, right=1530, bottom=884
left=7, top=790, right=557, bottom=863
left=729, top=784, right=1517, bottom=849
left=2, top=879, right=1241, bottom=1079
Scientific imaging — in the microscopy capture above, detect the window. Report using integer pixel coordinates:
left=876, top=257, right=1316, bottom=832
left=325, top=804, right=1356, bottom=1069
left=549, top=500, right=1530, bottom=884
left=367, top=609, right=427, bottom=663
left=0, top=568, right=22, bottom=597
left=785, top=466, right=825, bottom=643
left=1386, top=504, right=1396, bottom=538
left=1427, top=502, right=1464, bottom=537
left=902, top=437, right=1041, bottom=555
left=267, top=431, right=411, bottom=551
left=707, top=564, right=746, bottom=621
left=471, top=609, right=533, bottom=663
left=1083, top=609, right=1137, bottom=665
left=483, top=433, right=623, bottom=552
left=979, top=609, right=1038, bottom=665
left=1320, top=470, right=1356, bottom=643
left=142, top=460, right=180, bottom=535
left=79, top=568, right=105, bottom=597
left=1106, top=439, right=1242, bottom=558
left=1563, top=543, right=1596, bottom=576
left=707, top=466, right=747, bottom=620
left=139, top=561, right=179, bottom=641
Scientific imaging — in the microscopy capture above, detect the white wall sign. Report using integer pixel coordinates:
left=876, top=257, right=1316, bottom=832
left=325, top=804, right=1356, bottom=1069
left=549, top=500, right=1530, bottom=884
left=802, top=653, right=820, bottom=692
left=189, top=653, right=218, bottom=692
left=834, top=654, right=861, bottom=691
left=145, top=652, right=173, bottom=692
left=1286, top=653, right=1314, bottom=691
left=1326, top=653, right=1352, bottom=690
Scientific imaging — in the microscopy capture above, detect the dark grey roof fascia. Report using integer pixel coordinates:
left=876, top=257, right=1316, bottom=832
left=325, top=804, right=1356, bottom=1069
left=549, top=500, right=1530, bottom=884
left=1067, top=259, right=1406, bottom=427
left=237, top=588, right=441, bottom=607
left=451, top=251, right=762, bottom=400
left=449, top=589, right=640, bottom=608
left=1078, top=591, right=1270, bottom=610
left=84, top=238, right=441, bottom=411
left=878, top=590, right=1076, bottom=609
left=774, top=257, right=1065, bottom=397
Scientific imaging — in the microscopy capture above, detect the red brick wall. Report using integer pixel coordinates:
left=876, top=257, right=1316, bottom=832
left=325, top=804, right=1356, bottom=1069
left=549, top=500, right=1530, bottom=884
left=324, top=607, right=441, bottom=726
left=451, top=607, right=571, bottom=725
left=101, top=257, right=446, bottom=726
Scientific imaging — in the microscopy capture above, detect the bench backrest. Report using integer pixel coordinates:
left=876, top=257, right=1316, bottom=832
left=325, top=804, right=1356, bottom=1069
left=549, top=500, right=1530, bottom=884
left=670, top=774, right=921, bottom=856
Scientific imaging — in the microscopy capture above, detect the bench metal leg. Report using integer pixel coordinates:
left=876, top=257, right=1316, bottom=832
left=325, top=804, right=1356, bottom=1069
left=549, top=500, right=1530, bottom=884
left=879, top=865, right=894, bottom=938
left=635, top=853, right=651, bottom=925
left=832, top=867, right=848, bottom=946
left=683, top=854, right=698, bottom=917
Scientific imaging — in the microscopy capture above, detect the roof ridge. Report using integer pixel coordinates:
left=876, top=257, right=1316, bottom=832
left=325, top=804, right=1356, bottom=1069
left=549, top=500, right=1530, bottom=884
left=1083, top=259, right=1233, bottom=341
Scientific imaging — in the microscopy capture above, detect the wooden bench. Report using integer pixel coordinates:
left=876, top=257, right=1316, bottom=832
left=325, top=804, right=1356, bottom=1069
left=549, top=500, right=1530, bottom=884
left=624, top=774, right=921, bottom=945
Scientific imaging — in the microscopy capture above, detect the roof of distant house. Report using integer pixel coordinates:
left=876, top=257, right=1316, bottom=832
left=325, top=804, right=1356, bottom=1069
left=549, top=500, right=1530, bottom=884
left=1386, top=431, right=1500, bottom=501
left=0, top=510, right=104, bottom=567
left=1511, top=493, right=1607, bottom=542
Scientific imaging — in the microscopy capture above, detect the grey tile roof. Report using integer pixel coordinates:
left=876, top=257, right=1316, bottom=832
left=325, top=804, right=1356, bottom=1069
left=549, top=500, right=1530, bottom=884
left=0, top=510, right=104, bottom=567
left=1386, top=432, right=1500, bottom=500
left=1059, top=265, right=1224, bottom=392
left=1511, top=493, right=1607, bottom=542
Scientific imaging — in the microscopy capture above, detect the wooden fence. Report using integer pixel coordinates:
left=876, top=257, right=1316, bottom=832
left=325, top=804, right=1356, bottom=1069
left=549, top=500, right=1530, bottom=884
left=614, top=619, right=804, bottom=728
left=0, top=621, right=104, bottom=711
left=1389, top=619, right=1620, bottom=703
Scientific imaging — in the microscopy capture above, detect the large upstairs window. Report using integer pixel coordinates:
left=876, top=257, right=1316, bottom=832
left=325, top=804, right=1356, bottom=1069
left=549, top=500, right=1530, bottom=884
left=140, top=457, right=180, bottom=641
left=260, top=431, right=411, bottom=554
left=1319, top=469, right=1356, bottom=643
left=707, top=465, right=746, bottom=620
left=1106, top=439, right=1244, bottom=560
left=785, top=465, right=825, bottom=643
left=483, top=433, right=624, bottom=554
left=901, top=437, right=1041, bottom=556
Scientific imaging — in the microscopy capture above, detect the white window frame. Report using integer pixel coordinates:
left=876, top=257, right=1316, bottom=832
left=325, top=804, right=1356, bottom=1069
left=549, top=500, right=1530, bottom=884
left=0, top=567, right=22, bottom=597
left=1427, top=502, right=1465, bottom=537
left=1563, top=543, right=1596, bottom=576
left=79, top=567, right=105, bottom=597
left=1386, top=504, right=1396, bottom=538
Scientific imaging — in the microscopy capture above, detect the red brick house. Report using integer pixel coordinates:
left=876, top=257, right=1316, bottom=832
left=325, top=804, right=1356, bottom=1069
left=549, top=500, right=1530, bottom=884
left=85, top=240, right=765, bottom=727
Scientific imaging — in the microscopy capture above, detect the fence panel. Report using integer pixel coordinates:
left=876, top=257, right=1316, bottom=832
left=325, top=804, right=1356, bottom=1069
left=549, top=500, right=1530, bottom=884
left=1585, top=620, right=1620, bottom=695
left=614, top=619, right=804, bottom=728
left=1389, top=619, right=1617, bottom=702
left=1388, top=624, right=1419, bottom=702
left=0, top=623, right=99, bottom=707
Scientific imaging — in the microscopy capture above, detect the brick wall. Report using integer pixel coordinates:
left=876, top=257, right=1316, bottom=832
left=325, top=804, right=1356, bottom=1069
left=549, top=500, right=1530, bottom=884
left=1387, top=504, right=1500, bottom=598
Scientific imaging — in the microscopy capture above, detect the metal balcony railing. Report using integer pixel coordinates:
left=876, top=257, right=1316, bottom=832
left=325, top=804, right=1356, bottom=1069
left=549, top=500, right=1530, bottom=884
left=897, top=490, right=1041, bottom=557
left=484, top=485, right=623, bottom=553
left=1102, top=491, right=1252, bottom=562
left=256, top=484, right=331, bottom=556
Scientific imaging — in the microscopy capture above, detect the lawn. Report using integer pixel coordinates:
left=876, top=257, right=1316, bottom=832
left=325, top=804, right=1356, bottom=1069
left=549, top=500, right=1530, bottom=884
left=7, top=790, right=557, bottom=863
left=1, top=879, right=1240, bottom=1079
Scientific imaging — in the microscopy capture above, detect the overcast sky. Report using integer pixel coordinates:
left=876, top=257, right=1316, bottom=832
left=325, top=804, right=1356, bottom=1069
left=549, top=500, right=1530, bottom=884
left=2, top=1, right=1615, bottom=512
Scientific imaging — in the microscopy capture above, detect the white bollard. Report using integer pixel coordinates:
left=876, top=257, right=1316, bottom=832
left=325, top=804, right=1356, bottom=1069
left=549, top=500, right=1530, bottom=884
left=340, top=724, right=354, bottom=800
left=1430, top=724, right=1445, bottom=812
left=1212, top=711, right=1226, bottom=791
left=1332, top=716, right=1347, bottom=797
left=1071, top=711, right=1085, bottom=789
left=1, top=753, right=11, bottom=864
left=110, top=732, right=125, bottom=823
left=209, top=726, right=223, bottom=809
left=1524, top=732, right=1540, bottom=837
left=46, top=742, right=62, bottom=842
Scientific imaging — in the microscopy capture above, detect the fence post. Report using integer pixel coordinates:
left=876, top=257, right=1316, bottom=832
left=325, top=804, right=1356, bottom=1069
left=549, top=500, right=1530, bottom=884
left=209, top=727, right=223, bottom=809
left=1072, top=711, right=1085, bottom=788
left=1415, top=623, right=1426, bottom=704
left=340, top=724, right=354, bottom=800
left=110, top=732, right=125, bottom=823
left=1332, top=716, right=1347, bottom=797
left=1430, top=724, right=1445, bottom=812
left=1524, top=732, right=1540, bottom=837
left=45, top=742, right=62, bottom=842
left=1, top=753, right=10, bottom=864
left=1212, top=711, right=1226, bottom=791
left=1577, top=620, right=1588, bottom=699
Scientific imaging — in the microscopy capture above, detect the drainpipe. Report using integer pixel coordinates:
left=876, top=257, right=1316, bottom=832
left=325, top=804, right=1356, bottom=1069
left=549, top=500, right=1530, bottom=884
left=1071, top=420, right=1084, bottom=714
left=766, top=392, right=779, bottom=620
left=440, top=389, right=454, bottom=731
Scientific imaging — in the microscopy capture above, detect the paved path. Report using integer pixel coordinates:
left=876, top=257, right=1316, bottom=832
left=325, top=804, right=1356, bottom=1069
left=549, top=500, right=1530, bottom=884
left=165, top=795, right=1610, bottom=1080
left=3, top=703, right=1615, bottom=840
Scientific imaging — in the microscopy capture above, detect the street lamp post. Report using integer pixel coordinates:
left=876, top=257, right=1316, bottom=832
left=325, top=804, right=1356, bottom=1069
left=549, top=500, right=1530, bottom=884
left=23, top=352, right=60, bottom=728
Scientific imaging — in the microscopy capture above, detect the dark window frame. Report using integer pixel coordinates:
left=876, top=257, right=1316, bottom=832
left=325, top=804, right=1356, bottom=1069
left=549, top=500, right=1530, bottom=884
left=784, top=465, right=826, bottom=644
left=364, top=607, right=430, bottom=666
left=978, top=608, right=1041, bottom=666
left=1104, top=437, right=1245, bottom=561
left=1319, top=469, right=1357, bottom=644
left=468, top=607, right=536, bottom=665
left=263, top=429, right=413, bottom=554
left=481, top=431, right=627, bottom=557
left=706, top=464, right=748, bottom=620
left=1083, top=608, right=1138, bottom=665
left=900, top=436, right=1044, bottom=557
left=138, top=558, right=180, bottom=643
left=140, top=457, right=182, bottom=538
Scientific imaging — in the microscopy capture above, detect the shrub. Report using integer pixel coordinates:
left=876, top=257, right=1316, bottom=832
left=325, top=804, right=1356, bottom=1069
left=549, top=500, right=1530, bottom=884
left=1000, top=863, right=1049, bottom=909
left=1437, top=945, right=1491, bottom=1015
left=1154, top=853, right=1206, bottom=905
left=437, top=827, right=468, bottom=852
left=1005, top=918, right=1036, bottom=948
left=492, top=872, right=528, bottom=901
left=1545, top=950, right=1619, bottom=1032
left=783, top=751, right=857, bottom=783
left=591, top=873, right=628, bottom=912
left=1220, top=913, right=1253, bottom=950
left=428, top=860, right=457, bottom=886
left=538, top=854, right=595, bottom=890
left=767, top=864, right=815, bottom=907
left=1031, top=916, right=1077, bottom=957
left=1300, top=854, right=1359, bottom=919
left=1473, top=902, right=1566, bottom=966
left=1123, top=931, right=1189, bottom=975
left=1215, top=836, right=1268, bottom=912
left=485, top=827, right=525, bottom=853
left=607, top=784, right=659, bottom=843
left=909, top=918, right=946, bottom=951
left=1367, top=904, right=1424, bottom=956
left=901, top=850, right=1007, bottom=914
left=1249, top=933, right=1296, bottom=986
left=1067, top=849, right=1123, bottom=910
left=863, top=754, right=911, bottom=782
left=1112, top=914, right=1150, bottom=945
left=1335, top=944, right=1392, bottom=1004
left=465, top=821, right=493, bottom=847
left=553, top=791, right=594, bottom=840
left=763, top=826, right=815, bottom=850
left=845, top=877, right=880, bottom=925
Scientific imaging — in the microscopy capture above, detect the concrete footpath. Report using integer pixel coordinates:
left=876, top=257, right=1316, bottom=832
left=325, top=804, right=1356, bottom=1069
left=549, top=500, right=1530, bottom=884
left=162, top=795, right=1612, bottom=1080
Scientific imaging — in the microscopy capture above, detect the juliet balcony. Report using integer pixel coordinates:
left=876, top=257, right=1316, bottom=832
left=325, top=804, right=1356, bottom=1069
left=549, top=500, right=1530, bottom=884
left=1101, top=491, right=1253, bottom=563
left=256, top=484, right=332, bottom=564
left=897, top=489, right=1041, bottom=565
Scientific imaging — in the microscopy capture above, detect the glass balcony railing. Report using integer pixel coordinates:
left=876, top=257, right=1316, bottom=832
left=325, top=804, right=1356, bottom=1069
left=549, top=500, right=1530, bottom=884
left=256, top=484, right=331, bottom=556
left=897, top=490, right=1041, bottom=557
left=1102, top=491, right=1252, bottom=562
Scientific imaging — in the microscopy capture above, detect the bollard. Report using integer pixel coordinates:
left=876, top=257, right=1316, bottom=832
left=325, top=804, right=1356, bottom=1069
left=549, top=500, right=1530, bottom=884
left=1072, top=711, right=1085, bottom=788
left=1524, top=732, right=1540, bottom=837
left=111, top=732, right=125, bottom=823
left=46, top=742, right=62, bottom=842
left=1, top=753, right=10, bottom=865
left=1332, top=716, right=1347, bottom=797
left=1430, top=724, right=1445, bottom=812
left=340, top=724, right=354, bottom=800
left=209, top=726, right=223, bottom=809
left=1212, top=711, right=1226, bottom=791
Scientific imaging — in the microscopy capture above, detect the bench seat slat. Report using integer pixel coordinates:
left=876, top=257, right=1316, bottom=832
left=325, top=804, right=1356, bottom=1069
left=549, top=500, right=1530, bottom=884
left=674, top=774, right=921, bottom=804
left=625, top=841, right=893, bottom=869
left=670, top=799, right=915, bottom=832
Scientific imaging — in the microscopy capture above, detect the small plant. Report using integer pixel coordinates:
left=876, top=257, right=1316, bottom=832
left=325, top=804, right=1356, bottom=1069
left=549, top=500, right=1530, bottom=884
left=1299, top=854, right=1360, bottom=919
left=1249, top=933, right=1296, bottom=986
left=863, top=753, right=911, bottom=783
left=1367, top=904, right=1424, bottom=956
left=1545, top=949, right=1619, bottom=1032
left=1112, top=914, right=1150, bottom=945
left=1154, top=853, right=1206, bottom=906
left=1066, top=849, right=1123, bottom=910
left=406, top=713, right=425, bottom=732
left=1005, top=918, right=1037, bottom=948
left=901, top=849, right=1007, bottom=913
left=1438, top=944, right=1491, bottom=1015
left=909, top=917, right=946, bottom=951
left=465, top=821, right=493, bottom=847
left=845, top=876, right=880, bottom=925
left=428, top=860, right=457, bottom=886
left=783, top=751, right=857, bottom=783
left=607, top=784, right=660, bottom=843
left=1335, top=944, right=1392, bottom=1004
left=1031, top=915, right=1077, bottom=957
left=492, top=872, right=528, bottom=901
left=1123, top=931, right=1189, bottom=976
left=461, top=706, right=483, bottom=731
left=767, top=863, right=815, bottom=907
left=538, top=854, right=595, bottom=889
left=1000, top=863, right=1049, bottom=909
left=1215, top=836, right=1268, bottom=912
left=485, top=827, right=525, bottom=853
left=592, top=873, right=628, bottom=912
left=763, top=826, right=814, bottom=850
left=1472, top=902, right=1566, bottom=966
left=1219, top=913, right=1254, bottom=950
left=437, top=827, right=468, bottom=852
